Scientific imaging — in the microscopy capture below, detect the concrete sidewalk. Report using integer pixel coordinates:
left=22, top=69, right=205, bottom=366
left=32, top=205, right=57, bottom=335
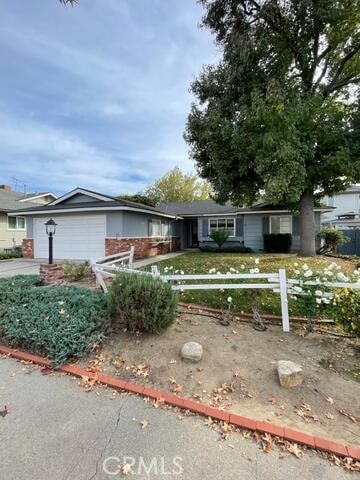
left=0, top=357, right=347, bottom=479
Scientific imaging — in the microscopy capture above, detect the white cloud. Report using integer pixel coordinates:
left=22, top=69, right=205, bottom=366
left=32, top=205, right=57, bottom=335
left=0, top=0, right=218, bottom=194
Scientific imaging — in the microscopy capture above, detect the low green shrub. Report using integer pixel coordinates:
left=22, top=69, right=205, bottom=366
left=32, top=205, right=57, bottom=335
left=63, top=261, right=88, bottom=281
left=209, top=229, right=230, bottom=247
left=317, top=227, right=349, bottom=254
left=0, top=275, right=110, bottom=366
left=332, top=288, right=360, bottom=337
left=109, top=272, right=177, bottom=332
left=0, top=249, right=23, bottom=260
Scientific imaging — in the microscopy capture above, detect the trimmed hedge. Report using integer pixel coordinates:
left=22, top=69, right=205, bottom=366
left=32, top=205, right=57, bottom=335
left=0, top=275, right=110, bottom=366
left=200, top=244, right=252, bottom=253
left=109, top=272, right=177, bottom=332
left=264, top=233, right=292, bottom=253
left=0, top=250, right=23, bottom=260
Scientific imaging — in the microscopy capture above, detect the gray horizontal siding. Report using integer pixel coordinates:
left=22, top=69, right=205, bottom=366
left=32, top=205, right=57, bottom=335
left=63, top=193, right=102, bottom=204
left=244, top=215, right=263, bottom=250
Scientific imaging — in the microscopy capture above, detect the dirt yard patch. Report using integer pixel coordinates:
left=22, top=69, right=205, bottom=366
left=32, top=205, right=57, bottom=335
left=83, top=311, right=360, bottom=447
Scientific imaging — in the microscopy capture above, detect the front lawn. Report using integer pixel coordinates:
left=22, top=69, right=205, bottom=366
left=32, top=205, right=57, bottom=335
left=148, top=252, right=357, bottom=317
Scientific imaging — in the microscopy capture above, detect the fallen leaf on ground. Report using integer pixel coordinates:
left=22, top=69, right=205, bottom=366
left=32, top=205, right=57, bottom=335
left=338, top=408, right=357, bottom=423
left=168, top=376, right=177, bottom=385
left=171, top=384, right=183, bottom=393
left=140, top=419, right=149, bottom=429
left=325, top=412, right=335, bottom=420
left=326, top=397, right=335, bottom=405
left=286, top=443, right=303, bottom=458
left=204, top=417, right=213, bottom=428
left=121, top=463, right=132, bottom=476
left=0, top=405, right=10, bottom=418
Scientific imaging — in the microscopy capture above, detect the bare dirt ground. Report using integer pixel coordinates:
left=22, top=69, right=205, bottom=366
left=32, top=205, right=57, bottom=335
left=83, top=311, right=360, bottom=447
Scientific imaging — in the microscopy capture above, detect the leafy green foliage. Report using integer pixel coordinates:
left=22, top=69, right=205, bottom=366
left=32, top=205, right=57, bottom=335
left=185, top=0, right=360, bottom=256
left=332, top=289, right=360, bottom=337
left=145, top=166, right=212, bottom=205
left=0, top=276, right=109, bottom=366
left=115, top=193, right=157, bottom=207
left=0, top=250, right=23, bottom=260
left=63, top=261, right=88, bottom=281
left=318, top=227, right=350, bottom=253
left=109, top=272, right=177, bottom=332
left=209, top=228, right=230, bottom=247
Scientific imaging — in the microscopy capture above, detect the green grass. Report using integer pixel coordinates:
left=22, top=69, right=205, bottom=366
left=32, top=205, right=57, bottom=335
left=146, top=252, right=356, bottom=316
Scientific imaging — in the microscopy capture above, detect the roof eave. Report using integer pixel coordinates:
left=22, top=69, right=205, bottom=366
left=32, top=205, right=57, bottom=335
left=8, top=205, right=180, bottom=220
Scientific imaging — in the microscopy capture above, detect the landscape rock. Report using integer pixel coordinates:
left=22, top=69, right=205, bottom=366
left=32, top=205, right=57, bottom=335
left=277, top=360, right=304, bottom=388
left=181, top=342, right=203, bottom=362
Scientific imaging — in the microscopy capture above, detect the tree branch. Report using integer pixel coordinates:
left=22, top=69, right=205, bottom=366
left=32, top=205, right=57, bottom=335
left=329, top=44, right=360, bottom=87
left=313, top=56, right=330, bottom=90
left=323, top=75, right=360, bottom=97
left=317, top=44, right=333, bottom=63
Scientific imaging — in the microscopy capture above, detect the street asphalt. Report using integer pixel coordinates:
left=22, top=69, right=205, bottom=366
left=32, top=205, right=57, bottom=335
left=0, top=357, right=349, bottom=479
left=0, top=259, right=40, bottom=278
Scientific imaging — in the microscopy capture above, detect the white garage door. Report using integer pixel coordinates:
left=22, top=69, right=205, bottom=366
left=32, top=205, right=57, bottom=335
left=34, top=215, right=106, bottom=260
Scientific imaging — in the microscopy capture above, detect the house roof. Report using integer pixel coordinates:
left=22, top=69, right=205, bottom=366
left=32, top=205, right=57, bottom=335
left=0, top=189, right=54, bottom=212
left=158, top=199, right=331, bottom=216
left=9, top=187, right=178, bottom=219
left=157, top=200, right=239, bottom=216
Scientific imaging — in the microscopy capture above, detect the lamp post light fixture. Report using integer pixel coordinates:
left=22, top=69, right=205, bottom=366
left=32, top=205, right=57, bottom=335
left=45, top=218, right=57, bottom=264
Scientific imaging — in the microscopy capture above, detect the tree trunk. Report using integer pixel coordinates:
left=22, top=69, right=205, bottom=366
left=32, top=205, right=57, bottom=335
left=299, top=189, right=316, bottom=257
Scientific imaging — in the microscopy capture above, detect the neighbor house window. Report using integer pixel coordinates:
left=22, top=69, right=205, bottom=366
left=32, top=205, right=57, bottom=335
left=149, top=219, right=169, bottom=237
left=208, top=218, right=235, bottom=236
left=8, top=216, right=26, bottom=230
left=269, top=216, right=292, bottom=234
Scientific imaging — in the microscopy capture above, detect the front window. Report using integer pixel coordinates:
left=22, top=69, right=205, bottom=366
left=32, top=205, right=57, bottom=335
left=270, top=216, right=292, bottom=234
left=209, top=218, right=235, bottom=236
left=149, top=219, right=169, bottom=237
left=8, top=216, right=26, bottom=230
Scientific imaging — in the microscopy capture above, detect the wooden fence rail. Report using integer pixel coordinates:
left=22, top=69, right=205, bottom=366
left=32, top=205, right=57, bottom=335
left=91, top=261, right=360, bottom=333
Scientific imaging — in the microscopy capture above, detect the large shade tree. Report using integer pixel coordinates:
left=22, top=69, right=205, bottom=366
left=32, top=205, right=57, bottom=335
left=185, top=0, right=360, bottom=256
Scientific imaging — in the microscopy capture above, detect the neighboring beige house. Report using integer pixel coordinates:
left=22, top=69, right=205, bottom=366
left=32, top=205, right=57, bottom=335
left=0, top=184, right=56, bottom=250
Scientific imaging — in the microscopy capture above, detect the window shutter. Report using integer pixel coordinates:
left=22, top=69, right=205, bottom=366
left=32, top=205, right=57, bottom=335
left=148, top=220, right=152, bottom=236
left=235, top=217, right=244, bottom=237
left=292, top=216, right=299, bottom=235
left=262, top=216, right=269, bottom=235
left=202, top=218, right=209, bottom=237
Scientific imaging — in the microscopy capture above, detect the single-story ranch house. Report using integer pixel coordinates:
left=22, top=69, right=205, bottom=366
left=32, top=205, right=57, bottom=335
left=10, top=187, right=329, bottom=261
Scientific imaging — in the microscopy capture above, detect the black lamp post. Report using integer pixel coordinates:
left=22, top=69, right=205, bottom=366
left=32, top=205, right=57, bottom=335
left=45, top=219, right=57, bottom=264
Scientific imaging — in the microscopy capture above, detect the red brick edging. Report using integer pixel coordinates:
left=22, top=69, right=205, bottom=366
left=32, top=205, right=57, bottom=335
left=0, top=344, right=358, bottom=461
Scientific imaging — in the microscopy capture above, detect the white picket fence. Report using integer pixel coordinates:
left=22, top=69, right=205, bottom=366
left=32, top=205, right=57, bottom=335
left=91, top=254, right=360, bottom=333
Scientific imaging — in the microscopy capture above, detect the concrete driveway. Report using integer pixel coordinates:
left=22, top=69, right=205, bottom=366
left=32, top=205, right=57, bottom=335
left=0, top=258, right=41, bottom=277
left=0, top=357, right=348, bottom=480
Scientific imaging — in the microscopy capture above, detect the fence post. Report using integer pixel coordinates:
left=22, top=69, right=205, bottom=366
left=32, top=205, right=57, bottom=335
left=151, top=265, right=160, bottom=277
left=279, top=269, right=290, bottom=332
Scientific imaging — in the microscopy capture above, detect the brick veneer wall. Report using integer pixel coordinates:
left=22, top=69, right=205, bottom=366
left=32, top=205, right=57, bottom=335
left=22, top=239, right=34, bottom=259
left=39, top=264, right=64, bottom=285
left=105, top=237, right=180, bottom=259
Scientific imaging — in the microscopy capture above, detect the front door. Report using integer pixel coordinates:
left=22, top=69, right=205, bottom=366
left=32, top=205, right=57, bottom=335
left=189, top=220, right=198, bottom=247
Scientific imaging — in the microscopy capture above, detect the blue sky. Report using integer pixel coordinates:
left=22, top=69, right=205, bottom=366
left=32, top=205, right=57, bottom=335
left=0, top=0, right=217, bottom=196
